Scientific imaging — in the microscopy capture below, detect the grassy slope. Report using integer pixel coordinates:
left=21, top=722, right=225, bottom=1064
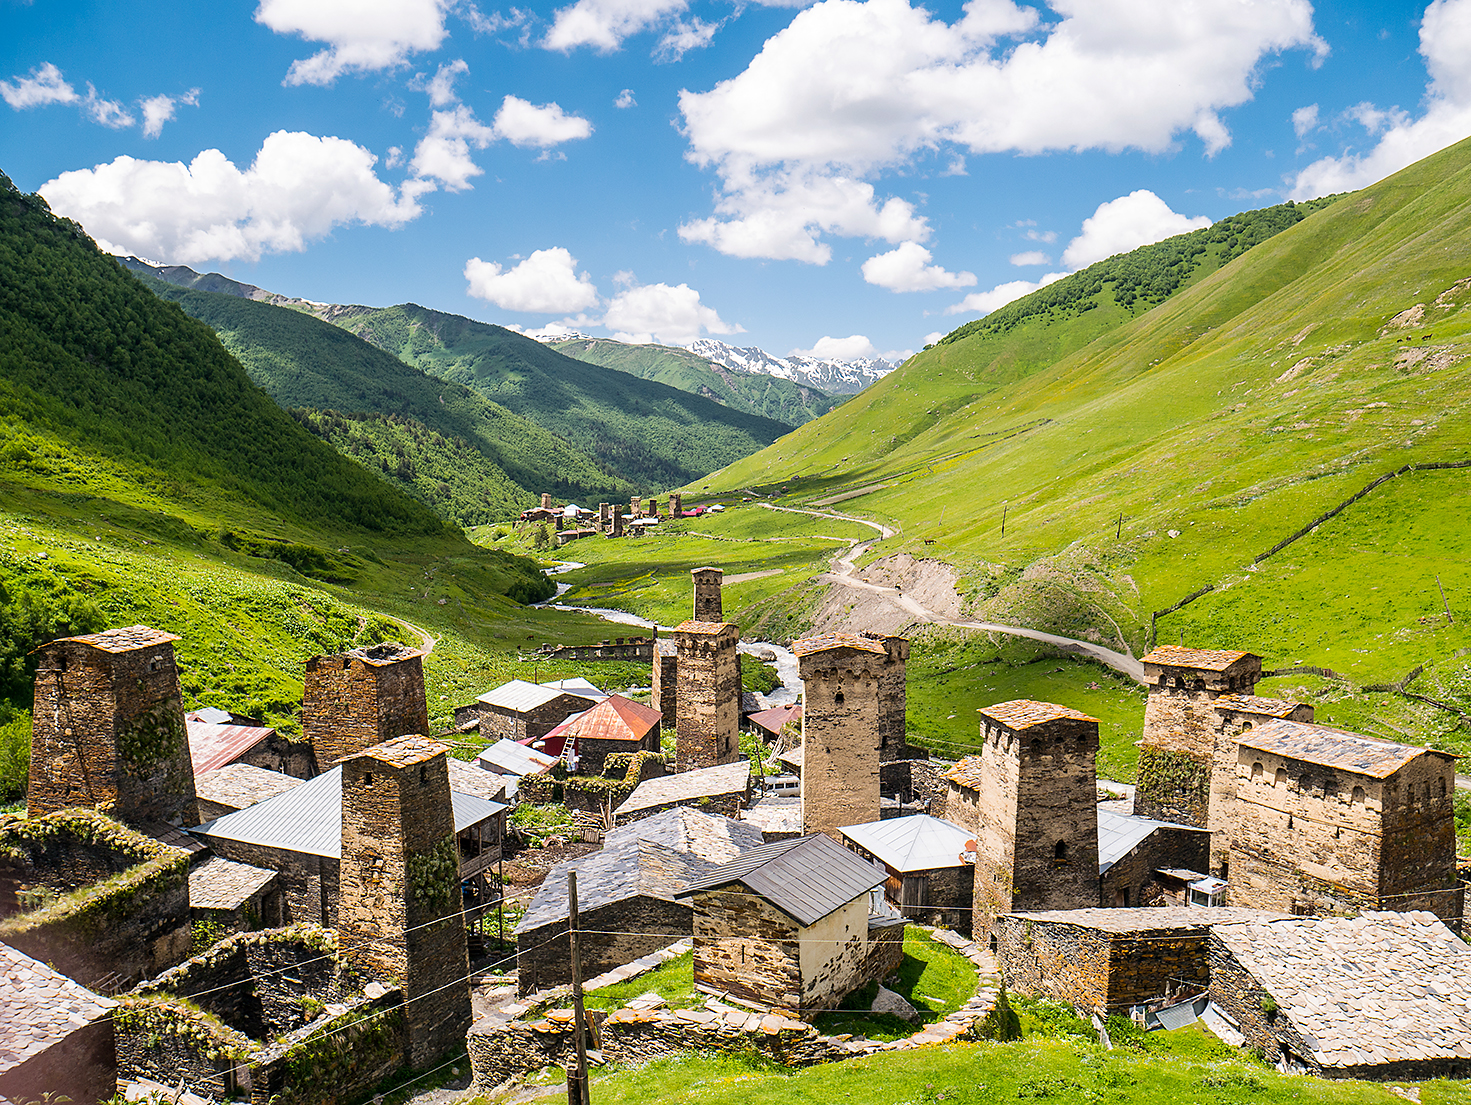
left=547, top=337, right=845, bottom=427
left=695, top=138, right=1471, bottom=769
left=139, top=279, right=626, bottom=507
left=323, top=303, right=794, bottom=491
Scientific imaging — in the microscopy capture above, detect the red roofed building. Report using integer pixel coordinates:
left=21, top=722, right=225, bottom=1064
left=557, top=694, right=664, bottom=775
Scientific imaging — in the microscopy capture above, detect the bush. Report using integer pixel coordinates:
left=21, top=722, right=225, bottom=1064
left=0, top=710, right=30, bottom=804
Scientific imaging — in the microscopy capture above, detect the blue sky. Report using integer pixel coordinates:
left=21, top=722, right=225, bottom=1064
left=2, top=0, right=1465, bottom=362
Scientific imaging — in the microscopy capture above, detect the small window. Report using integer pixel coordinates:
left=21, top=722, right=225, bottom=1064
left=420, top=764, right=429, bottom=784
left=1352, top=785, right=1365, bottom=804
left=1054, top=840, right=1069, bottom=861
left=1441, top=777, right=1448, bottom=798
left=364, top=772, right=374, bottom=787
left=1251, top=762, right=1264, bottom=781
left=1114, top=888, right=1130, bottom=907
left=1275, top=767, right=1288, bottom=787
left=835, top=691, right=845, bottom=706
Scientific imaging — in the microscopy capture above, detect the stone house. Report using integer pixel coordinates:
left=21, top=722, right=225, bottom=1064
left=187, top=855, right=284, bottom=935
left=477, top=680, right=598, bottom=746
left=677, top=833, right=904, bottom=1017
left=838, top=814, right=974, bottom=930
left=1209, top=911, right=1471, bottom=1079
left=1097, top=807, right=1210, bottom=909
left=186, top=713, right=317, bottom=781
left=614, top=760, right=752, bottom=824
left=995, top=906, right=1280, bottom=1016
left=1229, top=718, right=1461, bottom=926
left=555, top=694, right=663, bottom=776
left=1205, top=694, right=1314, bottom=874
left=0, top=941, right=116, bottom=1105
left=301, top=642, right=428, bottom=766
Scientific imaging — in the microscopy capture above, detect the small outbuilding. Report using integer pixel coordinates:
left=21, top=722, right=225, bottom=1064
left=553, top=694, right=663, bottom=776
left=1096, top=807, right=1210, bottom=909
left=477, top=680, right=599, bottom=745
left=838, top=814, right=973, bottom=930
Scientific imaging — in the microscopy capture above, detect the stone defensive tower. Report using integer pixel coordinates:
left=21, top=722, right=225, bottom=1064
left=651, top=638, right=679, bottom=727
left=672, top=619, right=741, bottom=772
left=669, top=493, right=683, bottom=517
left=29, top=626, right=199, bottom=826
left=691, top=566, right=723, bottom=622
left=302, top=642, right=428, bottom=766
left=338, top=735, right=471, bottom=1068
left=1134, top=646, right=1262, bottom=827
left=971, top=700, right=1100, bottom=941
left=598, top=503, right=610, bottom=530
left=541, top=493, right=552, bottom=510
left=796, top=632, right=906, bottom=840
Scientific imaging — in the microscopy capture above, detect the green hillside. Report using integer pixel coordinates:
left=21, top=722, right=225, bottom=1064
left=135, top=277, right=627, bottom=513
left=323, top=303, right=793, bottom=491
left=696, top=138, right=1471, bottom=763
left=547, top=336, right=845, bottom=426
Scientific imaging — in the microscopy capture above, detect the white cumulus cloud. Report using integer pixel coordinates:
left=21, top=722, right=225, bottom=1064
left=1292, top=103, right=1319, bottom=138
left=615, top=88, right=637, bottom=108
left=1291, top=0, right=1471, bottom=197
left=41, top=131, right=424, bottom=264
left=464, top=247, right=601, bottom=313
left=657, top=17, right=721, bottom=61
left=255, top=0, right=452, bottom=85
left=603, top=279, right=742, bottom=345
left=790, top=334, right=879, bottom=359
left=492, top=95, right=594, bottom=148
left=1, top=62, right=78, bottom=109
left=544, top=0, right=688, bottom=52
left=411, top=105, right=498, bottom=190
left=140, top=89, right=200, bottom=139
left=1009, top=249, right=1050, bottom=266
left=861, top=241, right=976, bottom=292
left=81, top=85, right=134, bottom=129
left=415, top=58, right=469, bottom=107
left=679, top=0, right=1322, bottom=263
left=1060, top=189, right=1212, bottom=270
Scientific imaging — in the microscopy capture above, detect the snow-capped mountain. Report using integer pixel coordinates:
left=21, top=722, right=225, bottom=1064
left=686, top=338, right=895, bottom=395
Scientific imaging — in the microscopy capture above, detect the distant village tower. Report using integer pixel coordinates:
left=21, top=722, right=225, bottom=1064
left=691, top=566, right=723, bottom=622
left=28, top=625, right=199, bottom=827
left=337, top=735, right=472, bottom=1067
left=970, top=700, right=1100, bottom=940
left=302, top=642, right=428, bottom=766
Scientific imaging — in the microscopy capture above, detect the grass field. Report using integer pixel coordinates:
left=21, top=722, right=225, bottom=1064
left=813, top=929, right=979, bottom=1041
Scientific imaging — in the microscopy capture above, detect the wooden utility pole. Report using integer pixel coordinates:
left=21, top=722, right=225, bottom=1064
left=1117, top=514, right=1122, bottom=540
left=567, top=871, right=591, bottom=1105
left=1001, top=505, right=1007, bottom=537
left=1439, top=574, right=1454, bottom=624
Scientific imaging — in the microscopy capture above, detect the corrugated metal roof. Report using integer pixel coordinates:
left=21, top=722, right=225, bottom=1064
left=476, top=738, right=558, bottom=777
left=748, top=704, right=800, bottom=736
left=1236, top=718, right=1441, bottom=778
left=614, top=760, right=750, bottom=816
left=1097, top=808, right=1204, bottom=873
left=838, top=815, right=973, bottom=873
left=187, top=719, right=278, bottom=774
left=478, top=679, right=595, bottom=713
left=540, top=677, right=607, bottom=699
left=678, top=833, right=885, bottom=927
left=193, top=766, right=500, bottom=858
left=1140, top=645, right=1256, bottom=671
left=558, top=695, right=662, bottom=743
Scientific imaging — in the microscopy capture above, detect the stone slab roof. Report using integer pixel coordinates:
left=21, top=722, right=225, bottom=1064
left=344, top=641, right=422, bottom=666
left=678, top=832, right=885, bottom=927
left=606, top=805, right=765, bottom=864
left=517, top=839, right=708, bottom=932
left=188, top=855, right=279, bottom=910
left=1002, top=906, right=1286, bottom=934
left=1098, top=808, right=1205, bottom=874
left=446, top=757, right=508, bottom=802
left=1237, top=718, right=1440, bottom=778
left=196, top=762, right=300, bottom=813
left=740, top=796, right=802, bottom=836
left=944, top=756, right=985, bottom=789
left=614, top=760, right=751, bottom=817
left=188, top=719, right=279, bottom=775
left=978, top=700, right=1098, bottom=730
left=672, top=620, right=737, bottom=635
left=792, top=632, right=887, bottom=657
left=1213, top=911, right=1471, bottom=1069
left=839, top=814, right=973, bottom=872
left=479, top=679, right=595, bottom=714
left=0, top=942, right=115, bottom=1073
left=52, top=624, right=179, bottom=653
left=1140, top=645, right=1256, bottom=671
left=1213, top=694, right=1307, bottom=718
left=354, top=734, right=446, bottom=768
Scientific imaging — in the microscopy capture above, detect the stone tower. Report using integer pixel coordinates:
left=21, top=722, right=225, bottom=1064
left=691, top=567, right=723, bottom=622
left=541, top=493, right=552, bottom=510
left=669, top=493, right=683, bottom=517
left=874, top=635, right=914, bottom=797
left=1134, top=646, right=1262, bottom=827
left=598, top=503, right=610, bottom=530
left=630, top=493, right=641, bottom=518
left=651, top=638, right=679, bottom=728
left=971, top=700, right=1100, bottom=941
left=338, top=735, right=471, bottom=1068
left=302, top=642, right=428, bottom=766
left=29, top=626, right=199, bottom=826
left=672, top=620, right=740, bottom=772
left=796, top=633, right=907, bottom=840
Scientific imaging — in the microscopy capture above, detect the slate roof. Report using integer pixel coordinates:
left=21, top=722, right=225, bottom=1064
left=342, top=641, right=421, bottom=666
left=978, top=700, right=1098, bottom=729
left=792, top=632, right=887, bottom=657
left=445, top=757, right=508, bottom=802
left=475, top=738, right=558, bottom=777
left=195, top=762, right=300, bottom=813
left=605, top=806, right=765, bottom=864
left=677, top=832, right=885, bottom=927
left=776, top=746, right=804, bottom=771
left=1212, top=694, right=1306, bottom=718
left=478, top=679, right=595, bottom=713
left=1237, top=718, right=1438, bottom=778
left=188, top=855, right=279, bottom=910
left=516, top=839, right=709, bottom=932
left=1002, top=906, right=1285, bottom=934
left=52, top=625, right=178, bottom=653
left=558, top=695, right=662, bottom=743
left=673, top=619, right=736, bottom=635
left=1097, top=808, right=1205, bottom=874
left=1140, top=645, right=1256, bottom=671
left=839, top=815, right=973, bottom=872
left=193, top=766, right=501, bottom=858
left=614, top=760, right=751, bottom=817
left=1212, top=911, right=1471, bottom=1070
left=945, top=756, right=985, bottom=789
left=0, top=942, right=115, bottom=1073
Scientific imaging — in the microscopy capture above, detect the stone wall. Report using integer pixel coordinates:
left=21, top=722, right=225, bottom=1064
left=301, top=646, right=428, bottom=766
left=202, top=838, right=337, bottom=927
left=652, top=648, right=678, bottom=728
left=230, top=731, right=320, bottom=781
left=515, top=897, right=692, bottom=995
left=691, top=886, right=803, bottom=1011
left=541, top=637, right=656, bottom=663
left=0, top=1016, right=116, bottom=1105
left=1099, top=825, right=1209, bottom=909
left=1206, top=703, right=1314, bottom=874
left=996, top=916, right=1110, bottom=1010
left=29, top=629, right=199, bottom=827
left=673, top=622, right=741, bottom=772
left=1207, top=933, right=1323, bottom=1073
left=798, top=643, right=891, bottom=840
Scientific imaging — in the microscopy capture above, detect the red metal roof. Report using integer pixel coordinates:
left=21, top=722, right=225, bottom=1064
left=562, top=694, right=662, bottom=743
left=187, top=719, right=277, bottom=775
left=748, top=703, right=801, bottom=736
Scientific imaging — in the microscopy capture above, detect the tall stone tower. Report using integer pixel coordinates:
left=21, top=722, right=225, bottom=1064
left=669, top=493, right=683, bottom=518
left=338, top=735, right=471, bottom=1068
left=971, top=700, right=1100, bottom=941
left=796, top=632, right=906, bottom=840
left=874, top=634, right=914, bottom=798
left=1134, top=646, right=1262, bottom=827
left=651, top=638, right=679, bottom=728
left=302, top=642, right=428, bottom=765
left=29, top=626, right=199, bottom=826
left=672, top=620, right=740, bottom=772
left=691, top=566, right=723, bottom=622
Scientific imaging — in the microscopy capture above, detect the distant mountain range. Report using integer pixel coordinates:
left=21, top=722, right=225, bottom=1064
left=685, top=338, right=896, bottom=395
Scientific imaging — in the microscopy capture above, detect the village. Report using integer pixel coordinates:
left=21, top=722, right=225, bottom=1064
left=3, top=556, right=1471, bottom=1105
